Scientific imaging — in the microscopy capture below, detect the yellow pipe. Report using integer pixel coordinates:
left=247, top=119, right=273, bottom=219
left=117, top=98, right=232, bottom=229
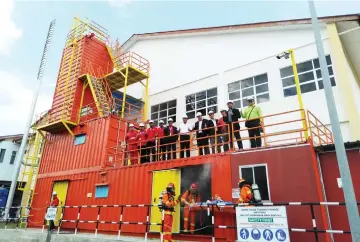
left=143, top=78, right=149, bottom=121
left=61, top=120, right=74, bottom=137
left=121, top=67, right=129, bottom=119
left=289, top=49, right=309, bottom=140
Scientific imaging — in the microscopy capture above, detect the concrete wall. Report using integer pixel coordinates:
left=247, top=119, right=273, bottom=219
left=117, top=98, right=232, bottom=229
left=126, top=23, right=359, bottom=143
left=0, top=140, right=20, bottom=182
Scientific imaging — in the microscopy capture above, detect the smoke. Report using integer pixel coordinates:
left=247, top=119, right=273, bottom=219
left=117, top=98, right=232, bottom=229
left=198, top=163, right=211, bottom=183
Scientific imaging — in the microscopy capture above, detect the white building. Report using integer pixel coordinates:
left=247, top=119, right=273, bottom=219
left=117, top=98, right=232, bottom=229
left=122, top=14, right=360, bottom=146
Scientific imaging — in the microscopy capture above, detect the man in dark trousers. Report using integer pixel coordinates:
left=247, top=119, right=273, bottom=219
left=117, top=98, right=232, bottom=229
left=157, top=120, right=167, bottom=161
left=49, top=191, right=59, bottom=231
left=164, top=118, right=178, bottom=160
left=226, top=101, right=243, bottom=150
left=241, top=97, right=263, bottom=148
left=194, top=112, right=210, bottom=156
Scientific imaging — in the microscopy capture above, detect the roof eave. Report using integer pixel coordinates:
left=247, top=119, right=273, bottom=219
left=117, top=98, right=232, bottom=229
left=122, top=14, right=359, bottom=51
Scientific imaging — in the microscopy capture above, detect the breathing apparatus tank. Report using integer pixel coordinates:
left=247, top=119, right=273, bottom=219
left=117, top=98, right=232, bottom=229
left=251, top=184, right=262, bottom=203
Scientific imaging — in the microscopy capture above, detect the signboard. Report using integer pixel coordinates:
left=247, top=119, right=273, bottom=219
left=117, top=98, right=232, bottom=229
left=45, top=208, right=57, bottom=221
left=236, top=206, right=290, bottom=242
left=232, top=188, right=240, bottom=199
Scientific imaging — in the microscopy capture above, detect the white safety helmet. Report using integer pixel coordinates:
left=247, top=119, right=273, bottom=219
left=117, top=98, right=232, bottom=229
left=129, top=124, right=134, bottom=127
left=52, top=191, right=57, bottom=196
left=159, top=120, right=165, bottom=124
left=168, top=118, right=173, bottom=122
left=208, top=110, right=214, bottom=114
left=149, top=120, right=154, bottom=124
left=227, top=100, right=233, bottom=104
left=220, top=108, right=227, bottom=112
left=196, top=112, right=202, bottom=117
left=182, top=115, right=188, bottom=119
left=247, top=96, right=255, bottom=101
left=139, top=123, right=145, bottom=127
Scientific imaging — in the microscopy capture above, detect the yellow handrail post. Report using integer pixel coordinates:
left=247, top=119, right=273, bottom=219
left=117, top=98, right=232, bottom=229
left=289, top=49, right=309, bottom=140
left=143, top=78, right=149, bottom=121
left=121, top=67, right=129, bottom=119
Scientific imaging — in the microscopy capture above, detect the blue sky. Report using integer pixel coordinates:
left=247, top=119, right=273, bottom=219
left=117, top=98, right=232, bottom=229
left=0, top=0, right=359, bottom=135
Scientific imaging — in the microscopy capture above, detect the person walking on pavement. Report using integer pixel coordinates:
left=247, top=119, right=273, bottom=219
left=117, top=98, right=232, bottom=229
left=146, top=120, right=158, bottom=162
left=207, top=110, right=220, bottom=154
left=49, top=191, right=59, bottom=231
left=157, top=120, right=166, bottom=161
left=125, top=123, right=139, bottom=165
left=194, top=112, right=210, bottom=156
left=164, top=118, right=178, bottom=160
left=226, top=100, right=243, bottom=150
left=179, top=115, right=193, bottom=158
left=242, top=97, right=263, bottom=148
left=136, top=123, right=149, bottom=163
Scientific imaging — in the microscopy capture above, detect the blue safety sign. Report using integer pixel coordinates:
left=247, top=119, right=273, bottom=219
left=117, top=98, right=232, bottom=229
left=239, top=228, right=250, bottom=240
left=263, top=229, right=273, bottom=241
left=275, top=229, right=287, bottom=241
left=251, top=228, right=261, bottom=240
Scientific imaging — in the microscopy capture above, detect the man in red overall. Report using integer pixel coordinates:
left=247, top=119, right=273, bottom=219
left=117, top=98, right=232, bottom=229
left=157, top=120, right=166, bottom=161
left=146, top=120, right=158, bottom=162
left=49, top=191, right=59, bottom=231
left=181, top=183, right=201, bottom=233
left=125, top=124, right=139, bottom=165
left=136, top=123, right=148, bottom=163
left=161, top=183, right=180, bottom=242
left=238, top=178, right=253, bottom=203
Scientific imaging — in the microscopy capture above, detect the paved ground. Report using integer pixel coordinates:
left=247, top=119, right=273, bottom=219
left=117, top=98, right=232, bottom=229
left=0, top=228, right=162, bottom=242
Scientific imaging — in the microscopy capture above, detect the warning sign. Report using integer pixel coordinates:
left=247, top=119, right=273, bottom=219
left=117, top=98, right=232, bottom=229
left=236, top=206, right=290, bottom=242
left=45, top=208, right=57, bottom=221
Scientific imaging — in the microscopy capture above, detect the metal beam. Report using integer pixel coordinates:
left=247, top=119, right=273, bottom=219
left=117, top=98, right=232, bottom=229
left=308, top=1, right=360, bottom=241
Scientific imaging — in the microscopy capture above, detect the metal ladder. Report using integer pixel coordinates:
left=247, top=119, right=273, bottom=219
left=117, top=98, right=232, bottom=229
left=89, top=76, right=111, bottom=116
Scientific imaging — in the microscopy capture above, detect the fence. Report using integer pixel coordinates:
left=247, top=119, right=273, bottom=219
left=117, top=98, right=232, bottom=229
left=1, top=201, right=357, bottom=242
left=106, top=109, right=333, bottom=166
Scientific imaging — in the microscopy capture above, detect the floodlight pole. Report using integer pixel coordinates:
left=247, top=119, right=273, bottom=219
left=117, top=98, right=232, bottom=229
left=308, top=1, right=360, bottom=241
left=4, top=20, right=56, bottom=219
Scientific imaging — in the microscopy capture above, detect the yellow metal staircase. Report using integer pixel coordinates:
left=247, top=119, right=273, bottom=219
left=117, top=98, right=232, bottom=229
left=88, top=75, right=111, bottom=116
left=17, top=130, right=45, bottom=228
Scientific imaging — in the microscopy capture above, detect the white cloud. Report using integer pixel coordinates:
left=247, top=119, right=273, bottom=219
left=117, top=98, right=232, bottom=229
left=0, top=71, right=53, bottom=136
left=0, top=0, right=22, bottom=56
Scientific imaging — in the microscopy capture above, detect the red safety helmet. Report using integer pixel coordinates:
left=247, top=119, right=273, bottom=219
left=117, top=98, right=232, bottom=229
left=190, top=183, right=198, bottom=190
left=167, top=183, right=175, bottom=189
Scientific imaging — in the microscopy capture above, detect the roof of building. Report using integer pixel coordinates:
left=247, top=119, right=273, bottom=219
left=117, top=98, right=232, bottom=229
left=122, top=14, right=359, bottom=50
left=0, top=134, right=23, bottom=143
left=315, top=140, right=360, bottom=152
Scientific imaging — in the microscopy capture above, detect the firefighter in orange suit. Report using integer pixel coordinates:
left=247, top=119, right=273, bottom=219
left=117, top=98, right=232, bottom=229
left=238, top=178, right=253, bottom=203
left=181, top=183, right=201, bottom=233
left=125, top=124, right=138, bottom=165
left=162, top=183, right=180, bottom=242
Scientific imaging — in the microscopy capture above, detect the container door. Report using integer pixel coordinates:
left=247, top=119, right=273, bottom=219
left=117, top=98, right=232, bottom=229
left=150, top=169, right=181, bottom=233
left=52, top=180, right=69, bottom=226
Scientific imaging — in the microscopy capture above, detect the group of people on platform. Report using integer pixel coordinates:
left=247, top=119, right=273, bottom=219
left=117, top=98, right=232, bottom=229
left=125, top=97, right=263, bottom=165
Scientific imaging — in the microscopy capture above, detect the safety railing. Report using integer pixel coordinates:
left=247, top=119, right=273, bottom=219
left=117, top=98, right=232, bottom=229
left=7, top=202, right=357, bottom=242
left=106, top=109, right=330, bottom=166
left=115, top=51, right=150, bottom=75
left=0, top=206, right=30, bottom=230
left=106, top=123, right=233, bottom=166
left=307, top=110, right=334, bottom=146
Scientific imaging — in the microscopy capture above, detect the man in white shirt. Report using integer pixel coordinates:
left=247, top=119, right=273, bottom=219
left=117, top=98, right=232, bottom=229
left=179, top=115, right=193, bottom=158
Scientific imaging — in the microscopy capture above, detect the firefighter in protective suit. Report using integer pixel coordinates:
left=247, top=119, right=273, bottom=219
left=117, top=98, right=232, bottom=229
left=161, top=183, right=180, bottom=242
left=238, top=178, right=253, bottom=203
left=181, top=183, right=201, bottom=233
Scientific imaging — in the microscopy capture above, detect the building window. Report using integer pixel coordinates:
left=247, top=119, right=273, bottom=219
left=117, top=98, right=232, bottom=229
left=228, top=74, right=270, bottom=109
left=38, top=140, right=44, bottom=155
left=185, top=88, right=217, bottom=119
left=10, top=151, right=16, bottom=165
left=281, top=55, right=336, bottom=97
left=74, top=134, right=86, bottom=146
left=0, top=149, right=5, bottom=163
left=80, top=107, right=93, bottom=117
left=239, top=164, right=270, bottom=201
left=151, top=100, right=177, bottom=125
left=95, top=185, right=109, bottom=198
